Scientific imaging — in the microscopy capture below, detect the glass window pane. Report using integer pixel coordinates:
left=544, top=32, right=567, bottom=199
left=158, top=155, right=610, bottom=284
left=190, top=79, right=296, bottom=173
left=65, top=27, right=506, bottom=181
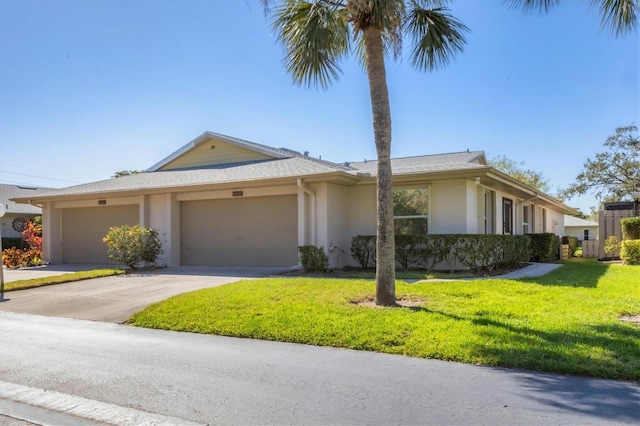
left=394, top=218, right=428, bottom=236
left=393, top=189, right=428, bottom=216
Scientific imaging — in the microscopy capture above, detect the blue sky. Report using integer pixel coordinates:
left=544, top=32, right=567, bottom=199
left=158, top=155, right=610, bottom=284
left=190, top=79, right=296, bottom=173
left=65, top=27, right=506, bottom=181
left=0, top=0, right=637, bottom=214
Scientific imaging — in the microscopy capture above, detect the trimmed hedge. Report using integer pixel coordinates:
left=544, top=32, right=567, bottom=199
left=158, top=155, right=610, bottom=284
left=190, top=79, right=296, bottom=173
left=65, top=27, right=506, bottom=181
left=529, top=233, right=560, bottom=262
left=621, top=217, right=640, bottom=240
left=561, top=236, right=579, bottom=257
left=620, top=240, right=640, bottom=265
left=1, top=238, right=25, bottom=250
left=352, top=234, right=531, bottom=272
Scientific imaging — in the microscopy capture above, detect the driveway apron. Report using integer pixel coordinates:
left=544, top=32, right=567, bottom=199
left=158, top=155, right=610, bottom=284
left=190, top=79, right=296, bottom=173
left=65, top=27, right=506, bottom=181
left=0, top=266, right=287, bottom=323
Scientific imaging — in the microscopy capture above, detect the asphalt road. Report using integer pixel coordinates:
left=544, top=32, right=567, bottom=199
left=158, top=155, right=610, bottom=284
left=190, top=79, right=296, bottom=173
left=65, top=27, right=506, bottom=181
left=1, top=312, right=638, bottom=425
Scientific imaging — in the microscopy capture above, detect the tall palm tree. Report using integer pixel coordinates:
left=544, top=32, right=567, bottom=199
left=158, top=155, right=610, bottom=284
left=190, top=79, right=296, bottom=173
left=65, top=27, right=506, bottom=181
left=264, top=0, right=637, bottom=306
left=265, top=0, right=469, bottom=306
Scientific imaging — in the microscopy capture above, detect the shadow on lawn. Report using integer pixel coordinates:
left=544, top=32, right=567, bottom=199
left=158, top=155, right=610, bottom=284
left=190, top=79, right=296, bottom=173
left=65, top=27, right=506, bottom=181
left=426, top=308, right=640, bottom=382
left=519, top=260, right=610, bottom=288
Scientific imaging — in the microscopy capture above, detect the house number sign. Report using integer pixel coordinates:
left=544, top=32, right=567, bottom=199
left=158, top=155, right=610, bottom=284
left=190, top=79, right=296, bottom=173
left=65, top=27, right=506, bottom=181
left=232, top=191, right=243, bottom=197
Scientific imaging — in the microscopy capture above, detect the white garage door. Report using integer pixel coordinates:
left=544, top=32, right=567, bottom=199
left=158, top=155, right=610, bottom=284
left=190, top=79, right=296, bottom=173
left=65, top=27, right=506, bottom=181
left=181, top=195, right=298, bottom=266
left=61, top=205, right=139, bottom=264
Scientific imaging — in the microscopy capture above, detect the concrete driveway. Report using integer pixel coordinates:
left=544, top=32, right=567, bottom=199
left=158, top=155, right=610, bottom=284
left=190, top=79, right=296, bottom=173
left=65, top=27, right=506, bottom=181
left=0, top=265, right=289, bottom=323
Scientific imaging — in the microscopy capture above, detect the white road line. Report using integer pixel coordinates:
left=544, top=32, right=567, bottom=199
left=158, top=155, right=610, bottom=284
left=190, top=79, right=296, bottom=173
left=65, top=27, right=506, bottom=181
left=0, top=380, right=206, bottom=426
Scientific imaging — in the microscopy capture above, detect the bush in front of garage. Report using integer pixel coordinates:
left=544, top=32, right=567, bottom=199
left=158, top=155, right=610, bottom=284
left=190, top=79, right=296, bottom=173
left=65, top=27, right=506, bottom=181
left=103, top=225, right=163, bottom=269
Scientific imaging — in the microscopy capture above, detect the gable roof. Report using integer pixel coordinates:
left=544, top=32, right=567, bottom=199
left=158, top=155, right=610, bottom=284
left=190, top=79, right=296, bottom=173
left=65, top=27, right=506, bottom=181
left=0, top=184, right=51, bottom=214
left=148, top=131, right=352, bottom=172
left=564, top=215, right=598, bottom=227
left=8, top=131, right=574, bottom=215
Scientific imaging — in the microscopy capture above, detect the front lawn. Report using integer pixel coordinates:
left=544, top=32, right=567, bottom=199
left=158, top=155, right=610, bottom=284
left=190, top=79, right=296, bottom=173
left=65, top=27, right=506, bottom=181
left=129, top=258, right=640, bottom=380
left=4, top=269, right=126, bottom=291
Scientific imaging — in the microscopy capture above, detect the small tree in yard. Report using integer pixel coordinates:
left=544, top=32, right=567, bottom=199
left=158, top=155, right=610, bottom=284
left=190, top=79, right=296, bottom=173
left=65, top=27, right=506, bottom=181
left=103, top=225, right=163, bottom=269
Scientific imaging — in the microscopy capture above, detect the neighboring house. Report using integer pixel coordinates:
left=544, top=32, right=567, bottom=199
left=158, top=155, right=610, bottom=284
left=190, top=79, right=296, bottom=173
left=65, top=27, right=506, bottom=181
left=0, top=184, right=49, bottom=239
left=11, top=132, right=575, bottom=268
left=564, top=215, right=598, bottom=243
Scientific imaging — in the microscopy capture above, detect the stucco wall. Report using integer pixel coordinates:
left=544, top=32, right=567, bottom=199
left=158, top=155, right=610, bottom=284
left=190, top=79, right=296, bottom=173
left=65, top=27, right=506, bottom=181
left=565, top=226, right=598, bottom=241
left=430, top=180, right=468, bottom=233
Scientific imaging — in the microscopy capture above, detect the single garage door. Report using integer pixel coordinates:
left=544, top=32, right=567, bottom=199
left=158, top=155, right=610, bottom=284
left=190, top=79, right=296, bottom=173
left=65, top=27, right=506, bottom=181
left=181, top=195, right=298, bottom=266
left=61, top=205, right=139, bottom=263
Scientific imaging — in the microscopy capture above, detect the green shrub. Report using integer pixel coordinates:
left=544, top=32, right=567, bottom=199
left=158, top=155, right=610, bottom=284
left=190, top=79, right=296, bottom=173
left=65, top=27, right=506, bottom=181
left=354, top=234, right=531, bottom=272
left=1, top=238, right=25, bottom=250
left=103, top=225, right=163, bottom=269
left=456, top=234, right=531, bottom=271
left=529, top=233, right=559, bottom=262
left=298, top=245, right=329, bottom=272
left=1, top=220, right=43, bottom=268
left=395, top=235, right=415, bottom=271
left=621, top=217, right=640, bottom=240
left=350, top=236, right=376, bottom=268
left=561, top=236, right=579, bottom=257
left=620, top=240, right=640, bottom=265
left=604, top=235, right=620, bottom=259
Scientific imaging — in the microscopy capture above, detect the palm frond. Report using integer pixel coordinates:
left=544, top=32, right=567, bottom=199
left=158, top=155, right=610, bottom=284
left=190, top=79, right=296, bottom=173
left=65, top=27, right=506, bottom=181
left=503, top=0, right=560, bottom=13
left=272, top=0, right=350, bottom=89
left=405, top=5, right=469, bottom=71
left=590, top=0, right=638, bottom=36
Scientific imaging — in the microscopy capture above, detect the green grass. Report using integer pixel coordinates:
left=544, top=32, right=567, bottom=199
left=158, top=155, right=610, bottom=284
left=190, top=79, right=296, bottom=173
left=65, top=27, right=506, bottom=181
left=4, top=269, right=126, bottom=291
left=129, top=258, right=640, bottom=380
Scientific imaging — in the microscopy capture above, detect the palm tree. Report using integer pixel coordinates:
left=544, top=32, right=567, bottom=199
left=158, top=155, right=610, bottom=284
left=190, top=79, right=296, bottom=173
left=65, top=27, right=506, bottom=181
left=265, top=0, right=468, bottom=306
left=264, top=0, right=637, bottom=306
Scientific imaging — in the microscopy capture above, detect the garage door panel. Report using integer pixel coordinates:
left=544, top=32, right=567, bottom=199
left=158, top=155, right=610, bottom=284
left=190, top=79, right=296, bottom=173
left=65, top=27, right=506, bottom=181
left=181, top=196, right=297, bottom=266
left=61, top=205, right=139, bottom=264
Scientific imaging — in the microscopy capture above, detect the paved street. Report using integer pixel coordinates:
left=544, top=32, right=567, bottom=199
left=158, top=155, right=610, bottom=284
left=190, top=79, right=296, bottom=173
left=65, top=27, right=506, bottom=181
left=1, top=312, right=638, bottom=425
left=0, top=266, right=289, bottom=322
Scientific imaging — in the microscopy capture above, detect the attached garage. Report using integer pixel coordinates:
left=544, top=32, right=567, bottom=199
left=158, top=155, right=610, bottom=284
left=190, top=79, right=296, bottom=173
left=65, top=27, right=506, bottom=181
left=181, top=195, right=298, bottom=266
left=61, top=205, right=139, bottom=263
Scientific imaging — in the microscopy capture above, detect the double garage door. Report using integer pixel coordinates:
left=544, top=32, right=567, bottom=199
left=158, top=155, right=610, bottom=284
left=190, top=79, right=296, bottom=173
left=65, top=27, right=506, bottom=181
left=59, top=195, right=298, bottom=266
left=181, top=195, right=298, bottom=266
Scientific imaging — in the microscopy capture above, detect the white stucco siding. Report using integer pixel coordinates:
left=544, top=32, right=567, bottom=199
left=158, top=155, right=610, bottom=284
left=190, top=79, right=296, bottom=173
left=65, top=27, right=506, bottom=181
left=147, top=194, right=181, bottom=266
left=346, top=184, right=377, bottom=237
left=430, top=180, right=468, bottom=234
left=324, top=183, right=349, bottom=269
left=565, top=226, right=598, bottom=241
left=547, top=209, right=565, bottom=236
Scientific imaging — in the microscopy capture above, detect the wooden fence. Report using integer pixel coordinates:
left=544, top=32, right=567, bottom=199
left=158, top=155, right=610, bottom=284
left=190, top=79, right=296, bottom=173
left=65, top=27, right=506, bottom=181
left=582, top=240, right=598, bottom=257
left=597, top=209, right=635, bottom=259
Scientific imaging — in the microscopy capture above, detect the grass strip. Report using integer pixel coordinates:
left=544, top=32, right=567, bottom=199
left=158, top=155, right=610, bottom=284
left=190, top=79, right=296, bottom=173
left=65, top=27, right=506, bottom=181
left=130, top=258, right=640, bottom=380
left=4, top=269, right=126, bottom=291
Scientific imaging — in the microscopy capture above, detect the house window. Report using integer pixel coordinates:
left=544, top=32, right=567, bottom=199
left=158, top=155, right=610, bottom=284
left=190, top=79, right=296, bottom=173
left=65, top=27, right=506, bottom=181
left=394, top=188, right=429, bottom=235
left=584, top=229, right=589, bottom=241
left=523, top=204, right=531, bottom=234
left=542, top=208, right=547, bottom=232
left=503, top=198, right=513, bottom=234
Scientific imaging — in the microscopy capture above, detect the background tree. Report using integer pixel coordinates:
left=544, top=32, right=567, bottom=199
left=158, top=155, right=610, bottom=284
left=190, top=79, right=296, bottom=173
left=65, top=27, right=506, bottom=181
left=264, top=0, right=637, bottom=306
left=561, top=125, right=639, bottom=204
left=489, top=155, right=550, bottom=192
left=112, top=170, right=142, bottom=178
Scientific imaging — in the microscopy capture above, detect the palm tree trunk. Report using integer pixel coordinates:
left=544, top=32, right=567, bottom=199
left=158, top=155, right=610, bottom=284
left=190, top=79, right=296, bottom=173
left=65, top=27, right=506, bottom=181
left=362, top=25, right=396, bottom=306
